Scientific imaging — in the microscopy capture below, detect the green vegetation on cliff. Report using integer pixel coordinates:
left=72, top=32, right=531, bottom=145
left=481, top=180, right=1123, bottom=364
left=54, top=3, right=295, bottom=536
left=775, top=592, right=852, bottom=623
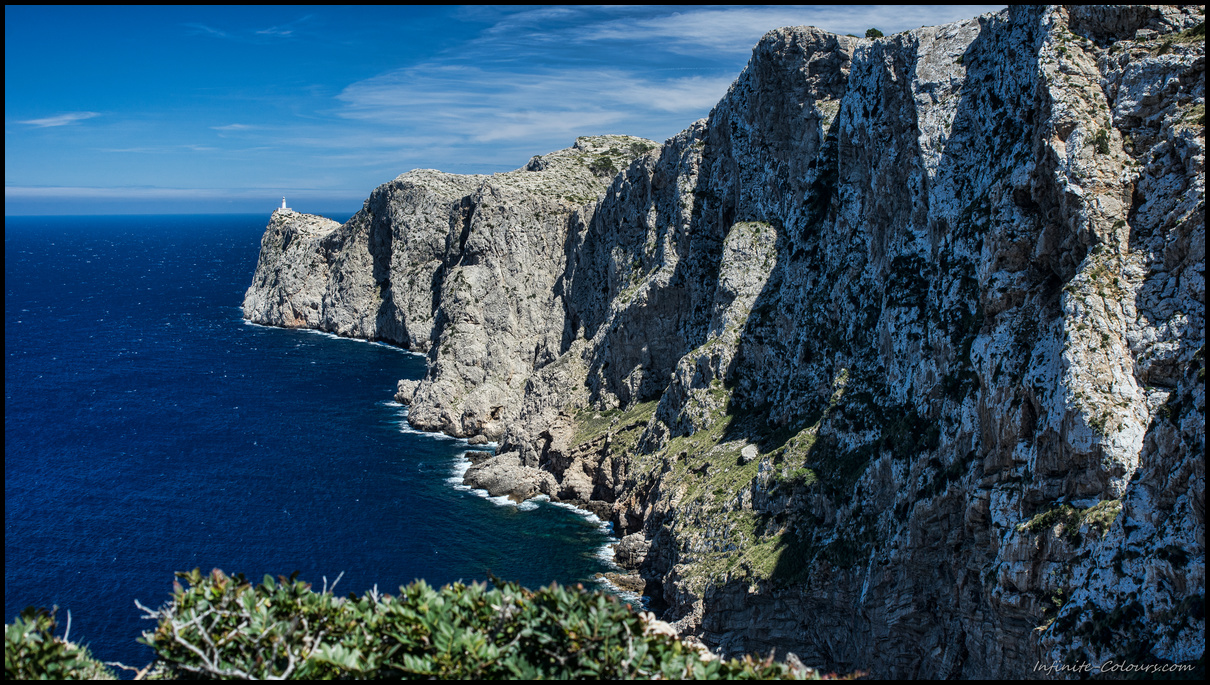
left=4, top=608, right=114, bottom=680
left=6, top=569, right=843, bottom=680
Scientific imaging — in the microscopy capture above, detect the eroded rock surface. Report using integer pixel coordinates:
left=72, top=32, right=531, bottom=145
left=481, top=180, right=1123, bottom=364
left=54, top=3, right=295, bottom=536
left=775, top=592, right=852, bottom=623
left=245, top=6, right=1204, bottom=678
left=244, top=135, right=660, bottom=438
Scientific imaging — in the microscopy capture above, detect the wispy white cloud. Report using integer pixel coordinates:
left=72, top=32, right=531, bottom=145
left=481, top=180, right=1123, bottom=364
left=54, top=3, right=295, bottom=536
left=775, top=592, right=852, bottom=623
left=5, top=184, right=365, bottom=201
left=185, top=15, right=314, bottom=42
left=182, top=22, right=229, bottom=38
left=471, top=6, right=586, bottom=38
left=450, top=6, right=1002, bottom=61
left=576, top=8, right=836, bottom=53
left=258, top=6, right=1004, bottom=178
left=6, top=5, right=1009, bottom=214
left=582, top=7, right=997, bottom=53
left=98, top=144, right=220, bottom=154
left=322, top=5, right=1003, bottom=163
left=336, top=65, right=732, bottom=144
left=19, top=112, right=100, bottom=128
left=612, top=75, right=738, bottom=113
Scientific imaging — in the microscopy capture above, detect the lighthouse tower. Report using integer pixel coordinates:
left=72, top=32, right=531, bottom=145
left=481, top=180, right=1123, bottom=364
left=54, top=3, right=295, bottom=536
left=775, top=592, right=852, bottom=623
left=280, top=197, right=291, bottom=212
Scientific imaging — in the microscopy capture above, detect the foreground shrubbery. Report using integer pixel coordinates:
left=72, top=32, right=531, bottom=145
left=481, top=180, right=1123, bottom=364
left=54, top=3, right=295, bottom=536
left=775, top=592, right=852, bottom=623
left=6, top=570, right=844, bottom=680
left=4, top=608, right=113, bottom=680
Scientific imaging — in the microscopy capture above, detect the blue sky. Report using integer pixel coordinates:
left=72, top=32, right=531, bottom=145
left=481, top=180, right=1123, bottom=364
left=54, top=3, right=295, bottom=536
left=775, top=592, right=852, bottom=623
left=5, top=6, right=1002, bottom=215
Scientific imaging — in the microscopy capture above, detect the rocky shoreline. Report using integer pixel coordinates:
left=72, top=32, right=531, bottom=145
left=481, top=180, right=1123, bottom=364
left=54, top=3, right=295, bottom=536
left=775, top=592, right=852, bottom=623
left=397, top=376, right=649, bottom=601
left=445, top=434, right=650, bottom=604
left=245, top=6, right=1204, bottom=678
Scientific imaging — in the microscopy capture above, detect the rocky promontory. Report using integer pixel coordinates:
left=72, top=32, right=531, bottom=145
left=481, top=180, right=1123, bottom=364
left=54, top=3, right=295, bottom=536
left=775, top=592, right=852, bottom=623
left=246, top=135, right=658, bottom=440
left=245, top=6, right=1204, bottom=678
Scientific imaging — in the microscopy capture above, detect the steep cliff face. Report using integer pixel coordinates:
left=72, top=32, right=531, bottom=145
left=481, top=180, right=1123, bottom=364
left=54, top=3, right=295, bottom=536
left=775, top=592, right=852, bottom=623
left=245, top=135, right=658, bottom=439
left=244, top=6, right=1204, bottom=678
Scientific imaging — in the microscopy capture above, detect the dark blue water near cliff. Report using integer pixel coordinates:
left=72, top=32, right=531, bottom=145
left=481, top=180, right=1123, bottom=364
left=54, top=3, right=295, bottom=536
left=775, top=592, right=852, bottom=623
left=5, top=214, right=615, bottom=669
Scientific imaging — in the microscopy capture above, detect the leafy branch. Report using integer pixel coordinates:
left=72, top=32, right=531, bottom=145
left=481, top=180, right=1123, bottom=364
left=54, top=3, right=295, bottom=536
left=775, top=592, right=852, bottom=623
left=10, top=568, right=857, bottom=679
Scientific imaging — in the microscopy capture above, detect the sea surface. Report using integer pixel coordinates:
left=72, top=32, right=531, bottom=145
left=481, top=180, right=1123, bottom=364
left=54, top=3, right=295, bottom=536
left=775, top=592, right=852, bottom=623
left=4, top=214, right=619, bottom=669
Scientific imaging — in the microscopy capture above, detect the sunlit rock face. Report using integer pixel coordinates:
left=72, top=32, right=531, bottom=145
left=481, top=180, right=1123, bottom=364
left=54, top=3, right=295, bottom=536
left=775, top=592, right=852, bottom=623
left=246, top=6, right=1204, bottom=678
left=245, top=135, right=659, bottom=439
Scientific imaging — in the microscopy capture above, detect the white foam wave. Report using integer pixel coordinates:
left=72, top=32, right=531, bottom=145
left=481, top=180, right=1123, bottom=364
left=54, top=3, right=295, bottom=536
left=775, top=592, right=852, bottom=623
left=547, top=500, right=610, bottom=533
left=399, top=420, right=470, bottom=443
left=460, top=483, right=520, bottom=510
left=298, top=328, right=423, bottom=355
left=595, top=541, right=621, bottom=568
left=439, top=446, right=636, bottom=605
left=594, top=576, right=645, bottom=608
left=540, top=501, right=631, bottom=594
left=246, top=313, right=640, bottom=602
left=394, top=412, right=494, bottom=448
left=240, top=319, right=423, bottom=356
left=447, top=454, right=552, bottom=511
left=241, top=319, right=276, bottom=329
left=447, top=451, right=473, bottom=489
left=518, top=494, right=549, bottom=512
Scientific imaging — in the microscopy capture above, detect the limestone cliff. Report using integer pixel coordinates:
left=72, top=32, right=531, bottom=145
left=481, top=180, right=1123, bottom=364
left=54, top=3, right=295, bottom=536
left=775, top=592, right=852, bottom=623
left=245, top=6, right=1204, bottom=678
left=245, top=135, right=658, bottom=439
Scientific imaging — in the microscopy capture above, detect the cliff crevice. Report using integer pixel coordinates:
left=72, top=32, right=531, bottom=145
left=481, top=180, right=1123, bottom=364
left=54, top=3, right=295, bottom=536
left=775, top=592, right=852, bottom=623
left=244, top=6, right=1204, bottom=677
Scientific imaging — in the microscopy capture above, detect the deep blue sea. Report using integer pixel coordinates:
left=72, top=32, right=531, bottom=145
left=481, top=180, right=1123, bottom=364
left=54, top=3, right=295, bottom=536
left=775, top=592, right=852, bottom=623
left=4, top=214, right=617, bottom=669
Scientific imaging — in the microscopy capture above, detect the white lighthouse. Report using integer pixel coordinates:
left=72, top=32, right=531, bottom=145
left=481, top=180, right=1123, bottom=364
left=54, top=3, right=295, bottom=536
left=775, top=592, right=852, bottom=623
left=280, top=196, right=290, bottom=211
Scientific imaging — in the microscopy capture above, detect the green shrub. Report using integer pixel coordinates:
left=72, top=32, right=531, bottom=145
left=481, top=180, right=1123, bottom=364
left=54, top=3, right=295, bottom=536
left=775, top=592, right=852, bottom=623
left=589, top=156, right=619, bottom=178
left=1019, top=500, right=1122, bottom=542
left=865, top=28, right=883, bottom=38
left=8, top=570, right=850, bottom=679
left=129, top=568, right=838, bottom=680
left=4, top=607, right=115, bottom=680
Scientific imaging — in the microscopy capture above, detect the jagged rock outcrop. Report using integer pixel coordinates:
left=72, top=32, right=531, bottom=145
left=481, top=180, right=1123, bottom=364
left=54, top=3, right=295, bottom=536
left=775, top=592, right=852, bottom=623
left=244, top=135, right=659, bottom=438
left=245, top=5, right=1204, bottom=678
left=244, top=210, right=343, bottom=329
left=462, top=451, right=558, bottom=501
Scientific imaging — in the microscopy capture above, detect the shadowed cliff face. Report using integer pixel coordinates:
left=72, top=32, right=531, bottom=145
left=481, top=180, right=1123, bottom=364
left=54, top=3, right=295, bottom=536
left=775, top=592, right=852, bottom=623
left=244, top=6, right=1205, bottom=678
